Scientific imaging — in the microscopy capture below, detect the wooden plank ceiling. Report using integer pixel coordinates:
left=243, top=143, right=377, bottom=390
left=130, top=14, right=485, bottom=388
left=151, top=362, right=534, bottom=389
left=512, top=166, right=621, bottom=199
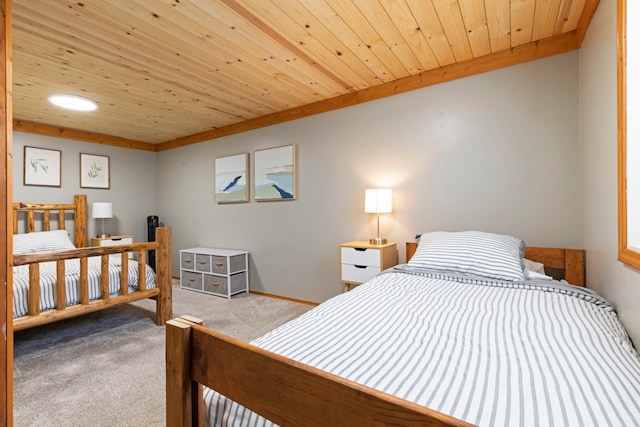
left=11, top=0, right=598, bottom=151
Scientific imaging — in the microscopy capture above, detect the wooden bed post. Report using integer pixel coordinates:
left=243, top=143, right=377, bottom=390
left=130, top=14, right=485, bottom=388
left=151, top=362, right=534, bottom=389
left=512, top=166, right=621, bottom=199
left=166, top=317, right=204, bottom=427
left=155, top=227, right=172, bottom=325
left=74, top=194, right=87, bottom=247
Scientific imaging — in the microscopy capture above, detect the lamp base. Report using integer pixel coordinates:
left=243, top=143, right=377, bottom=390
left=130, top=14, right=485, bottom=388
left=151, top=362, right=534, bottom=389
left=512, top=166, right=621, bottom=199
left=369, top=237, right=387, bottom=245
left=97, top=234, right=111, bottom=238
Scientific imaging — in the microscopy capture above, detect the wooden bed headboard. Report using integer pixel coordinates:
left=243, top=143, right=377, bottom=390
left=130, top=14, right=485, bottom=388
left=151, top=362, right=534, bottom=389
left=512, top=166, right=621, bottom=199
left=405, top=241, right=585, bottom=287
left=12, top=194, right=88, bottom=248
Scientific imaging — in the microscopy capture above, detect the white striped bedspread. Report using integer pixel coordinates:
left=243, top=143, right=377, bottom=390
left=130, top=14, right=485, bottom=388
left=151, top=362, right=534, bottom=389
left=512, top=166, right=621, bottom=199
left=204, top=267, right=640, bottom=427
left=13, top=256, right=156, bottom=319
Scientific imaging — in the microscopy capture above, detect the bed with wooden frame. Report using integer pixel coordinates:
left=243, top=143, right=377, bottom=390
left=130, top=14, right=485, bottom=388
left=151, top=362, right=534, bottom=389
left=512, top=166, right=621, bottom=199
left=166, top=236, right=640, bottom=426
left=12, top=194, right=172, bottom=331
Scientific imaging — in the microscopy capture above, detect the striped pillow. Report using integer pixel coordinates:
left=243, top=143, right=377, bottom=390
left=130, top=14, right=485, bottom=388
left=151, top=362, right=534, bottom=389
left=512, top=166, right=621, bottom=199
left=408, top=231, right=526, bottom=281
left=13, top=230, right=76, bottom=255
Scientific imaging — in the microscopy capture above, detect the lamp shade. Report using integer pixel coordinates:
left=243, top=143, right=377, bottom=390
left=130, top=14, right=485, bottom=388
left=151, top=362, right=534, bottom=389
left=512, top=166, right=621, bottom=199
left=92, top=202, right=113, bottom=219
left=364, top=189, right=392, bottom=214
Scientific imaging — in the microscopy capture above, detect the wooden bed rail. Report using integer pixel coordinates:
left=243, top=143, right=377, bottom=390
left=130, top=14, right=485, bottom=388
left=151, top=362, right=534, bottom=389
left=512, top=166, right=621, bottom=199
left=13, top=226, right=172, bottom=331
left=166, top=316, right=474, bottom=427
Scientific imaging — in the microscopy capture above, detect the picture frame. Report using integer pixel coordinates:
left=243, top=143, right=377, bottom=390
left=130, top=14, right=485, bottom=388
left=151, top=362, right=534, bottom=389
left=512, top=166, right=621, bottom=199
left=80, top=153, right=110, bottom=189
left=215, top=153, right=249, bottom=203
left=23, top=146, right=62, bottom=187
left=254, top=144, right=296, bottom=201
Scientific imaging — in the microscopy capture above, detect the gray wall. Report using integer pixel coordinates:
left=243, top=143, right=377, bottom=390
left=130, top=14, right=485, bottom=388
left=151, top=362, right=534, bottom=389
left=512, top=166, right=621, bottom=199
left=158, top=52, right=580, bottom=303
left=13, top=132, right=157, bottom=245
left=579, top=0, right=640, bottom=346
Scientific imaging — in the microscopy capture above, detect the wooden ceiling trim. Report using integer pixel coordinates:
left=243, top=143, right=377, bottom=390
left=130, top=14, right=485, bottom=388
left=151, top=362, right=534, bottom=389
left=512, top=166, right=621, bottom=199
left=404, top=0, right=456, bottom=67
left=357, top=30, right=578, bottom=103
left=157, top=31, right=578, bottom=152
left=221, top=0, right=355, bottom=93
left=576, top=0, right=601, bottom=45
left=158, top=92, right=359, bottom=151
left=13, top=120, right=155, bottom=152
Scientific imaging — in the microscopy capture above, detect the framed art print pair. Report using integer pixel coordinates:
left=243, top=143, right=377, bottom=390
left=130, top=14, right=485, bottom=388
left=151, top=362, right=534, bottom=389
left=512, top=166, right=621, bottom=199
left=215, top=144, right=296, bottom=204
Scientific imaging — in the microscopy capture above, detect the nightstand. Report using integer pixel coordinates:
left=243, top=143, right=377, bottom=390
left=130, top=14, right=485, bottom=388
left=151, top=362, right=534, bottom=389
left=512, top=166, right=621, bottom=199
left=91, top=235, right=134, bottom=259
left=340, top=241, right=397, bottom=292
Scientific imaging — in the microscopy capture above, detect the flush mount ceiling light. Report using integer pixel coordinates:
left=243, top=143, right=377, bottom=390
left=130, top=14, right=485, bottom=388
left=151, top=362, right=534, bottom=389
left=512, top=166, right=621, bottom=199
left=47, top=94, right=98, bottom=111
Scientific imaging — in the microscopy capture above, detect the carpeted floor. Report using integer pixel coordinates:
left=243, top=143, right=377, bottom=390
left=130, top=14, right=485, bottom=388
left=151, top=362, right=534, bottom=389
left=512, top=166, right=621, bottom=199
left=13, top=282, right=313, bottom=427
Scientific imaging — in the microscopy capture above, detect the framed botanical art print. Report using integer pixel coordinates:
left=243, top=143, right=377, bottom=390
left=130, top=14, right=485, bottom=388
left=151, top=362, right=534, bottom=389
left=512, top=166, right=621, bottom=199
left=80, top=153, right=110, bottom=189
left=23, top=146, right=62, bottom=187
left=215, top=153, right=249, bottom=203
left=254, top=144, right=296, bottom=201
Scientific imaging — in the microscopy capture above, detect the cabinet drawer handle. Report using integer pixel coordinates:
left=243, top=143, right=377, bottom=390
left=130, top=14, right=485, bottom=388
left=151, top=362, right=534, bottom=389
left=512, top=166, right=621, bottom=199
left=184, top=258, right=192, bottom=263
left=210, top=282, right=220, bottom=286
left=354, top=265, right=367, bottom=269
left=355, top=248, right=367, bottom=252
left=215, top=262, right=224, bottom=267
left=198, top=260, right=207, bottom=265
left=188, top=278, right=195, bottom=282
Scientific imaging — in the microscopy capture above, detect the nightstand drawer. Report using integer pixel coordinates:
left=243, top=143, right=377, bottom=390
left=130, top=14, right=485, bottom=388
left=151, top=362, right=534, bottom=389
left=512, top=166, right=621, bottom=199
left=341, top=247, right=381, bottom=267
left=341, top=264, right=380, bottom=284
left=340, top=241, right=397, bottom=291
left=91, top=235, right=134, bottom=260
left=96, top=236, right=133, bottom=246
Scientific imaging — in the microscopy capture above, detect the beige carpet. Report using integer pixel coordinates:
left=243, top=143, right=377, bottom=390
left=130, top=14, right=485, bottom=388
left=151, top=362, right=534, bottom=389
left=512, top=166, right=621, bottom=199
left=13, top=282, right=313, bottom=427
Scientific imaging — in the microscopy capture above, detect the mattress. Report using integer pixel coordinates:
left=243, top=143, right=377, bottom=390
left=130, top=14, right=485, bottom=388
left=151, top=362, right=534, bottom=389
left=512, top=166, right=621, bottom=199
left=203, top=266, right=640, bottom=427
left=13, top=255, right=157, bottom=319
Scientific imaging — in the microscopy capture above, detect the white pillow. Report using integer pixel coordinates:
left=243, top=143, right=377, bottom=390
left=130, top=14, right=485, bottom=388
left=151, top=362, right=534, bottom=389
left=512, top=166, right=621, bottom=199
left=408, top=231, right=526, bottom=281
left=523, top=258, right=546, bottom=275
left=527, top=270, right=553, bottom=280
left=13, top=230, right=76, bottom=255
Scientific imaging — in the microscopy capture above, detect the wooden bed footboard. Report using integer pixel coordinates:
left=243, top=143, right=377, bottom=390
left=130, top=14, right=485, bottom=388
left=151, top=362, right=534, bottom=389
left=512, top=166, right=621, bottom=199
left=12, top=227, right=172, bottom=331
left=166, top=316, right=474, bottom=427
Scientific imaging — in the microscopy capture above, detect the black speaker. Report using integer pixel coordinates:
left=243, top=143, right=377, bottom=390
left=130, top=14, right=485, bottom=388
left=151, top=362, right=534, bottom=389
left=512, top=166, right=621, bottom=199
left=147, top=215, right=159, bottom=270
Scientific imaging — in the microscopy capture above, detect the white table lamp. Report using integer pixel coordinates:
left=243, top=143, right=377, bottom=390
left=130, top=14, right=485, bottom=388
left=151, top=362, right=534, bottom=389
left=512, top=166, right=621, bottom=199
left=92, top=202, right=113, bottom=238
left=364, top=189, right=392, bottom=245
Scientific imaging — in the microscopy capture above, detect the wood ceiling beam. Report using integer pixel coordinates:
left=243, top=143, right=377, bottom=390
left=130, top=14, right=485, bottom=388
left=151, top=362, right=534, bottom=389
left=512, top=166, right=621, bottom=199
left=157, top=31, right=579, bottom=152
left=576, top=0, right=601, bottom=46
left=12, top=120, right=155, bottom=152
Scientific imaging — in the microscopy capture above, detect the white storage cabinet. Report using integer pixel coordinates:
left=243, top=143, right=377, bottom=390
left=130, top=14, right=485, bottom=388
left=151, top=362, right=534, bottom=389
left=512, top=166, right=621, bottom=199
left=180, top=247, right=249, bottom=299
